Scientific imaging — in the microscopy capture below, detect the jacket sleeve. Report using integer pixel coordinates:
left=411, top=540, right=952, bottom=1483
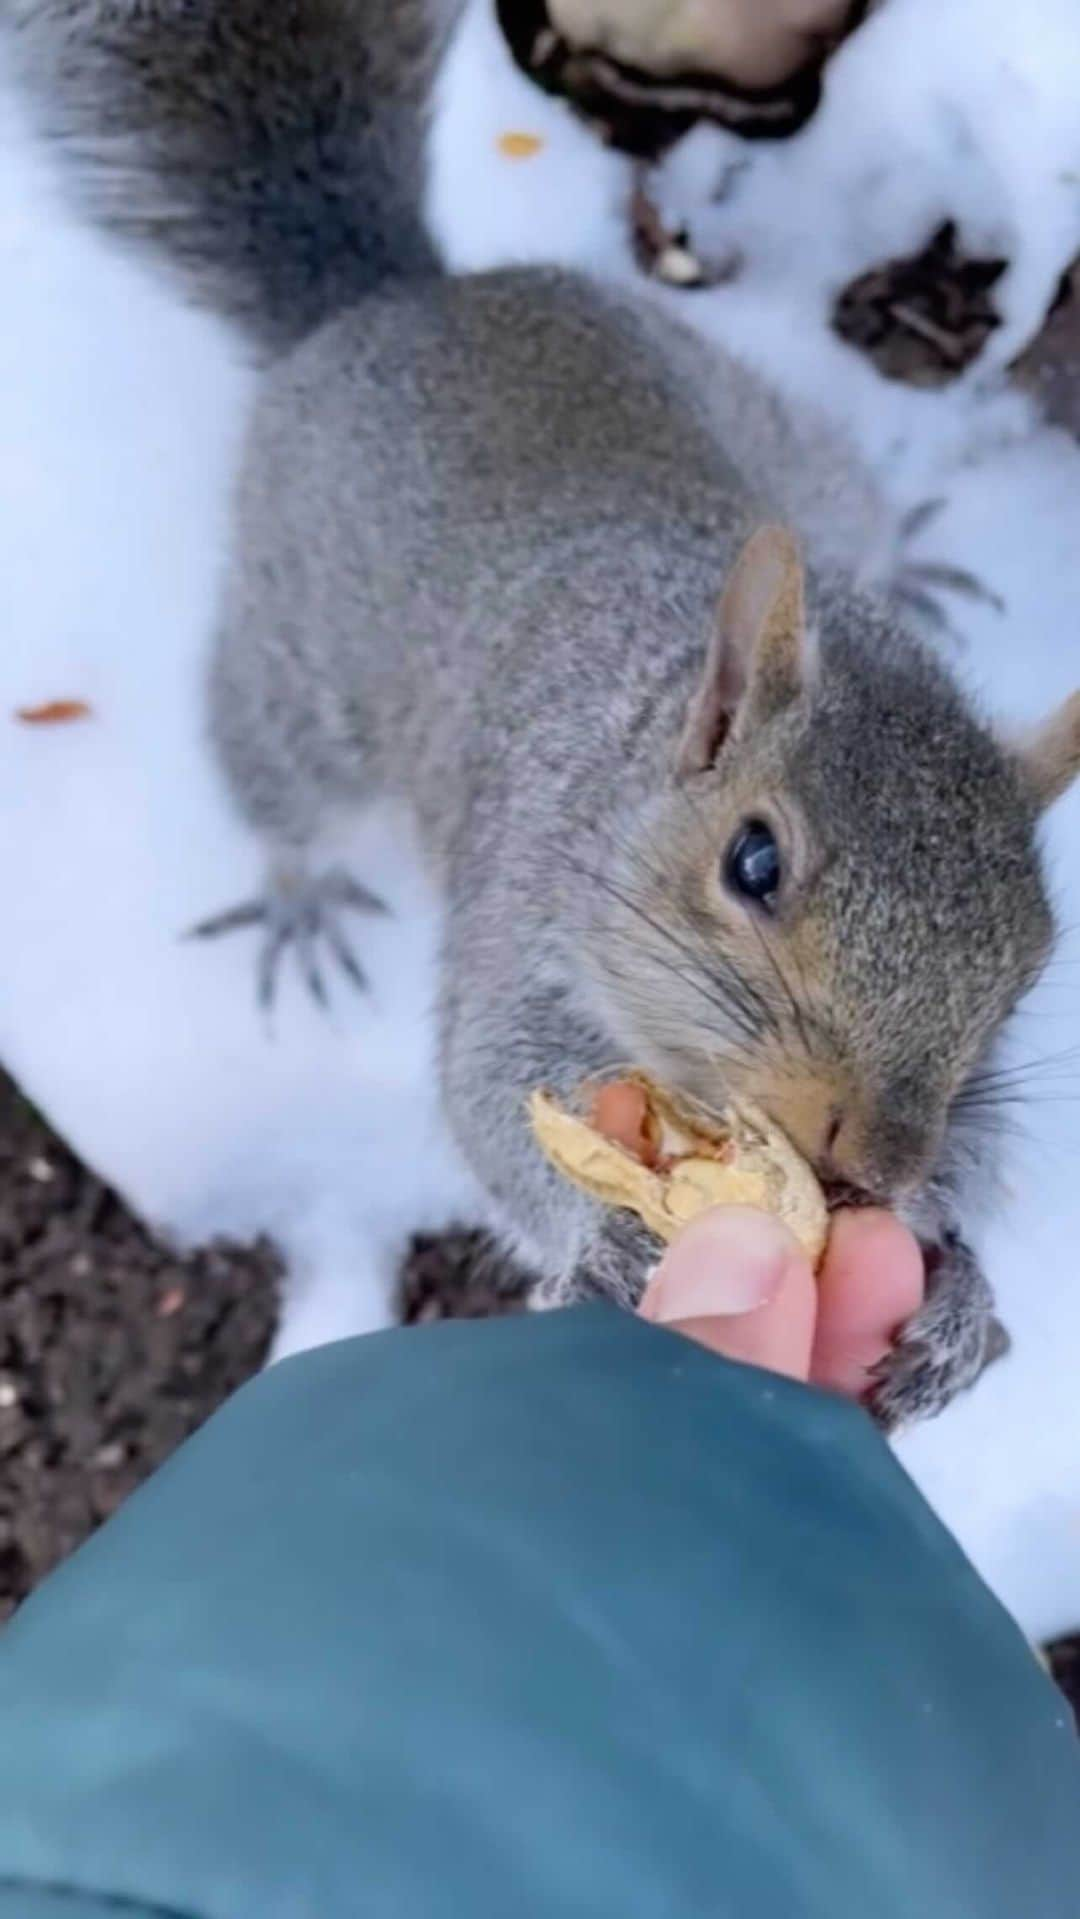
left=0, top=1303, right=1075, bottom=1919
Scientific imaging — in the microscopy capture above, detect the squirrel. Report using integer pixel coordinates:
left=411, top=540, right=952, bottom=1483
left=9, top=0, right=1080, bottom=1428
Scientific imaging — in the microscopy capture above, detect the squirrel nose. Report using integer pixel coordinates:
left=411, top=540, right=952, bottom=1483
left=756, top=1081, right=936, bottom=1201
left=817, top=1108, right=877, bottom=1200
left=820, top=1102, right=933, bottom=1200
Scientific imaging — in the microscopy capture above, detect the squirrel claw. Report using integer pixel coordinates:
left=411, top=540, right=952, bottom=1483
left=891, top=499, right=1006, bottom=644
left=898, top=497, right=946, bottom=543
left=187, top=863, right=385, bottom=1012
left=903, top=557, right=1005, bottom=614
left=863, top=1231, right=1008, bottom=1432
left=891, top=555, right=1004, bottom=648
left=892, top=582, right=950, bottom=637
left=186, top=898, right=266, bottom=938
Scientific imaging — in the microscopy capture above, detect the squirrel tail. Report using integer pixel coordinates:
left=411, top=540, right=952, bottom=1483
left=5, top=0, right=452, bottom=353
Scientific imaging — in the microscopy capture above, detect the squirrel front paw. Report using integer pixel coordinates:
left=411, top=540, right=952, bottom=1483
left=533, top=1210, right=661, bottom=1314
left=866, top=1231, right=1009, bottom=1433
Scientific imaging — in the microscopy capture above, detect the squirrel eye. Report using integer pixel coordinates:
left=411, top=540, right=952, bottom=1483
left=724, top=820, right=781, bottom=910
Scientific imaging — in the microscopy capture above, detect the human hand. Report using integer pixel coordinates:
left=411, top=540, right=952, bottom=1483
left=638, top=1205, right=924, bottom=1401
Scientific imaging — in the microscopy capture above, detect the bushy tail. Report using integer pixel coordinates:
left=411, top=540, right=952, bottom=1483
left=4, top=0, right=454, bottom=352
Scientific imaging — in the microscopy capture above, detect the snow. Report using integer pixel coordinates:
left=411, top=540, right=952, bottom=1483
left=0, top=66, right=488, bottom=1364
left=3, top=1, right=1080, bottom=1636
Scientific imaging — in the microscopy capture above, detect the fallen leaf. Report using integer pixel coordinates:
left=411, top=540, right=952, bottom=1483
left=497, top=130, right=545, bottom=160
left=15, top=698, right=93, bottom=725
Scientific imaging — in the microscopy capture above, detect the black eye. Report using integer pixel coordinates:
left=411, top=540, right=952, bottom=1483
left=724, top=820, right=781, bottom=909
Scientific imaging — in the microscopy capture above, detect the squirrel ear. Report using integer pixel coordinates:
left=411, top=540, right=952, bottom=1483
left=1013, top=691, right=1080, bottom=810
left=676, top=524, right=808, bottom=777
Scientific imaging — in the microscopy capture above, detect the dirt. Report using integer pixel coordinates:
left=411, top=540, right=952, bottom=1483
left=1046, top=1638, right=1080, bottom=1728
left=0, top=1067, right=528, bottom=1620
left=1011, top=261, right=1080, bottom=439
left=832, top=220, right=1009, bottom=385
left=0, top=1071, right=280, bottom=1614
left=830, top=222, right=1080, bottom=442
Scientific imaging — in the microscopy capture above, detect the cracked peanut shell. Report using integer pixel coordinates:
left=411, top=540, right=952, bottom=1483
left=529, top=1073, right=827, bottom=1266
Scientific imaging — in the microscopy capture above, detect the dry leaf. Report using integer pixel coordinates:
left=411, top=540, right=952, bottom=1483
left=497, top=130, right=545, bottom=160
left=15, top=699, right=93, bottom=726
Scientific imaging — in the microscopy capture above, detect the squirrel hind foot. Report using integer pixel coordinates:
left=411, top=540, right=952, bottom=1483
left=187, top=863, right=387, bottom=1013
left=887, top=501, right=1006, bottom=647
left=898, top=555, right=1006, bottom=617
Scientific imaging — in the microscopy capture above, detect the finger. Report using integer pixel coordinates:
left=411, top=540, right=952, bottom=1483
left=640, top=1206, right=818, bottom=1382
left=811, top=1208, right=925, bottom=1396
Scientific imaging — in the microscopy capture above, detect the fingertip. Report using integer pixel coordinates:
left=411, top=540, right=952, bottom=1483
left=811, top=1207, right=925, bottom=1395
left=825, top=1208, right=925, bottom=1320
left=642, top=1206, right=817, bottom=1380
left=645, top=1206, right=803, bottom=1322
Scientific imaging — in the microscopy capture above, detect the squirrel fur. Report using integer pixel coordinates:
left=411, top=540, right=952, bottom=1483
left=9, top=0, right=1080, bottom=1427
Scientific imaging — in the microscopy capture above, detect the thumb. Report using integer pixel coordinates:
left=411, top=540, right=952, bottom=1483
left=639, top=1206, right=817, bottom=1381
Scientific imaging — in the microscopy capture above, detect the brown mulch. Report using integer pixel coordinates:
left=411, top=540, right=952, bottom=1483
left=0, top=1071, right=280, bottom=1615
left=0, top=1068, right=526, bottom=1620
left=1046, top=1638, right=1080, bottom=1728
left=1011, top=261, right=1080, bottom=438
left=831, top=220, right=1080, bottom=440
left=832, top=220, right=1008, bottom=386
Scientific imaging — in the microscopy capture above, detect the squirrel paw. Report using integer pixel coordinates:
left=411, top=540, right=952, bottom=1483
left=865, top=1230, right=1010, bottom=1433
left=888, top=498, right=1005, bottom=642
left=188, top=863, right=388, bottom=1011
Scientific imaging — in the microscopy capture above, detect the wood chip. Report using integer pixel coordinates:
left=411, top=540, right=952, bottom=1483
left=15, top=699, right=93, bottom=726
left=497, top=130, right=546, bottom=159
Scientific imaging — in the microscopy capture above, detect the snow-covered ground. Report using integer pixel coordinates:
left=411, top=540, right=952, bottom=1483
left=0, top=68, right=488, bottom=1363
left=3, top=0, right=1080, bottom=1638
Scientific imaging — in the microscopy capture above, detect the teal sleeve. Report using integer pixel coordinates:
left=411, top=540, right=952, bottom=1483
left=0, top=1304, right=1075, bottom=1919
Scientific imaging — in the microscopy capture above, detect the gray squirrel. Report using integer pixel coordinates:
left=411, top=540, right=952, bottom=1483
left=9, top=0, right=1080, bottom=1427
